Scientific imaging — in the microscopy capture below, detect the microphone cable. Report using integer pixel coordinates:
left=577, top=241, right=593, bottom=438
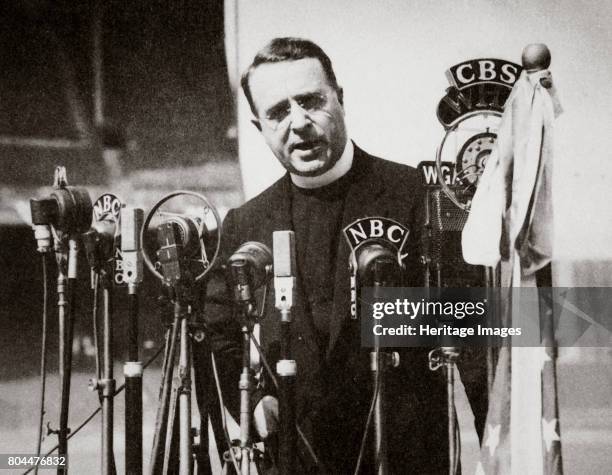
left=246, top=328, right=322, bottom=471
left=249, top=277, right=322, bottom=470
left=352, top=354, right=382, bottom=475
left=206, top=316, right=323, bottom=471
left=34, top=254, right=49, bottom=475
left=210, top=352, right=242, bottom=474
left=453, top=416, right=461, bottom=475
left=23, top=344, right=165, bottom=475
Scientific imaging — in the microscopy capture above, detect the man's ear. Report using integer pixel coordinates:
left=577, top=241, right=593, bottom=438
left=336, top=87, right=344, bottom=106
left=251, top=118, right=262, bottom=132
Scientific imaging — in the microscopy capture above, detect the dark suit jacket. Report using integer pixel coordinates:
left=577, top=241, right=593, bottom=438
left=196, top=146, right=479, bottom=474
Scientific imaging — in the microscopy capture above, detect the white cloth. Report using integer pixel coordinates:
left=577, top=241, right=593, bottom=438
left=462, top=70, right=562, bottom=273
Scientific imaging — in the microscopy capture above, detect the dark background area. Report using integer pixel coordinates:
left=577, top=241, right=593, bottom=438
left=0, top=0, right=235, bottom=185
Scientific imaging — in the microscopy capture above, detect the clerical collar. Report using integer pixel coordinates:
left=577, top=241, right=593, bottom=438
left=291, top=140, right=354, bottom=189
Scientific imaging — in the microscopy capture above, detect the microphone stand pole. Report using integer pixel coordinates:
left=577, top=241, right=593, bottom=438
left=370, top=258, right=400, bottom=475
left=51, top=234, right=80, bottom=475
left=429, top=346, right=460, bottom=475
left=230, top=260, right=258, bottom=475
left=428, top=312, right=460, bottom=475
left=55, top=234, right=70, bottom=475
left=99, top=268, right=116, bottom=475
left=149, top=222, right=197, bottom=475
left=150, top=289, right=195, bottom=475
left=122, top=207, right=144, bottom=474
left=273, top=232, right=297, bottom=475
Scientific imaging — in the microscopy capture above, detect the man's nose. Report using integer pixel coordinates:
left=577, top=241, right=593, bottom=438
left=288, top=101, right=311, bottom=131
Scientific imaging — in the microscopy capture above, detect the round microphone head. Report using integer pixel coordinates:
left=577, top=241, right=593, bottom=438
left=142, top=190, right=223, bottom=283
left=228, top=241, right=272, bottom=289
left=51, top=186, right=93, bottom=233
left=163, top=215, right=205, bottom=257
left=355, top=242, right=400, bottom=285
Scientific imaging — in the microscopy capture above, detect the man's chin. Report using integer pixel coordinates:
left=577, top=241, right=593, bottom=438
left=290, top=159, right=329, bottom=177
left=292, top=164, right=330, bottom=177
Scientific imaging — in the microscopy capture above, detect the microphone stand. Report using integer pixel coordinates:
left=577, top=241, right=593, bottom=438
left=52, top=235, right=80, bottom=475
left=97, top=267, right=116, bottom=475
left=149, top=222, right=202, bottom=475
left=428, top=346, right=460, bottom=475
left=54, top=233, right=70, bottom=475
left=142, top=191, right=222, bottom=475
left=428, top=287, right=461, bottom=475
left=370, top=258, right=400, bottom=475
left=29, top=167, right=93, bottom=475
left=277, top=305, right=296, bottom=475
left=83, top=223, right=118, bottom=475
left=229, top=259, right=260, bottom=475
left=122, top=207, right=144, bottom=475
left=273, top=231, right=297, bottom=475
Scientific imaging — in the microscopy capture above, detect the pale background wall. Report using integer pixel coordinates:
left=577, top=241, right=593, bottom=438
left=226, top=0, right=612, bottom=266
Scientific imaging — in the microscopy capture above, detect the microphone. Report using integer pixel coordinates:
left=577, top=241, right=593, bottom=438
left=121, top=207, right=144, bottom=292
left=30, top=187, right=93, bottom=234
left=30, top=186, right=93, bottom=252
left=227, top=242, right=272, bottom=303
left=156, top=213, right=206, bottom=283
left=273, top=231, right=296, bottom=316
left=354, top=242, right=401, bottom=287
left=158, top=213, right=206, bottom=258
left=82, top=219, right=117, bottom=271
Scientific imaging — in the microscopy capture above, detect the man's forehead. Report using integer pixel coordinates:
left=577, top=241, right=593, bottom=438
left=249, top=58, right=330, bottom=109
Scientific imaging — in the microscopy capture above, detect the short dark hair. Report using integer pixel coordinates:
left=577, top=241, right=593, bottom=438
left=241, top=37, right=340, bottom=116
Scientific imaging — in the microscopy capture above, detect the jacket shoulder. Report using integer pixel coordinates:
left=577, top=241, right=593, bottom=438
left=225, top=175, right=286, bottom=225
left=361, top=151, right=424, bottom=198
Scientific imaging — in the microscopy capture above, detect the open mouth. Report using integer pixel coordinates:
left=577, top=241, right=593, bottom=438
left=291, top=140, right=325, bottom=153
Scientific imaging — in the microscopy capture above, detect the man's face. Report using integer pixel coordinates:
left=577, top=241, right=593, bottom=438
left=248, top=58, right=347, bottom=176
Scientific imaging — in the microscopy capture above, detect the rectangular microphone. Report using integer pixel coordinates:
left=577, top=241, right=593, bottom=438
left=273, top=230, right=296, bottom=277
left=273, top=230, right=296, bottom=315
left=121, top=207, right=144, bottom=287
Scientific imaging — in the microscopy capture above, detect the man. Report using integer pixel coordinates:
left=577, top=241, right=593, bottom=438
left=196, top=37, right=484, bottom=474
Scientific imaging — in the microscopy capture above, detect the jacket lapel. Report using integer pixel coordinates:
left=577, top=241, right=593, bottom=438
left=327, top=146, right=387, bottom=357
left=262, top=174, right=293, bottom=232
left=260, top=174, right=321, bottom=356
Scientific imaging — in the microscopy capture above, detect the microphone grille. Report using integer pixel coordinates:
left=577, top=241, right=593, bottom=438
left=273, top=230, right=296, bottom=277
left=121, top=207, right=143, bottom=252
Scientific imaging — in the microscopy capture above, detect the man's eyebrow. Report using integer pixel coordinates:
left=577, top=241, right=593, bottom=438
left=294, top=91, right=321, bottom=99
left=264, top=98, right=290, bottom=115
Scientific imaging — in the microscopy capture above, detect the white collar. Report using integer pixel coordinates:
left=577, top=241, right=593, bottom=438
left=290, top=140, right=354, bottom=189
